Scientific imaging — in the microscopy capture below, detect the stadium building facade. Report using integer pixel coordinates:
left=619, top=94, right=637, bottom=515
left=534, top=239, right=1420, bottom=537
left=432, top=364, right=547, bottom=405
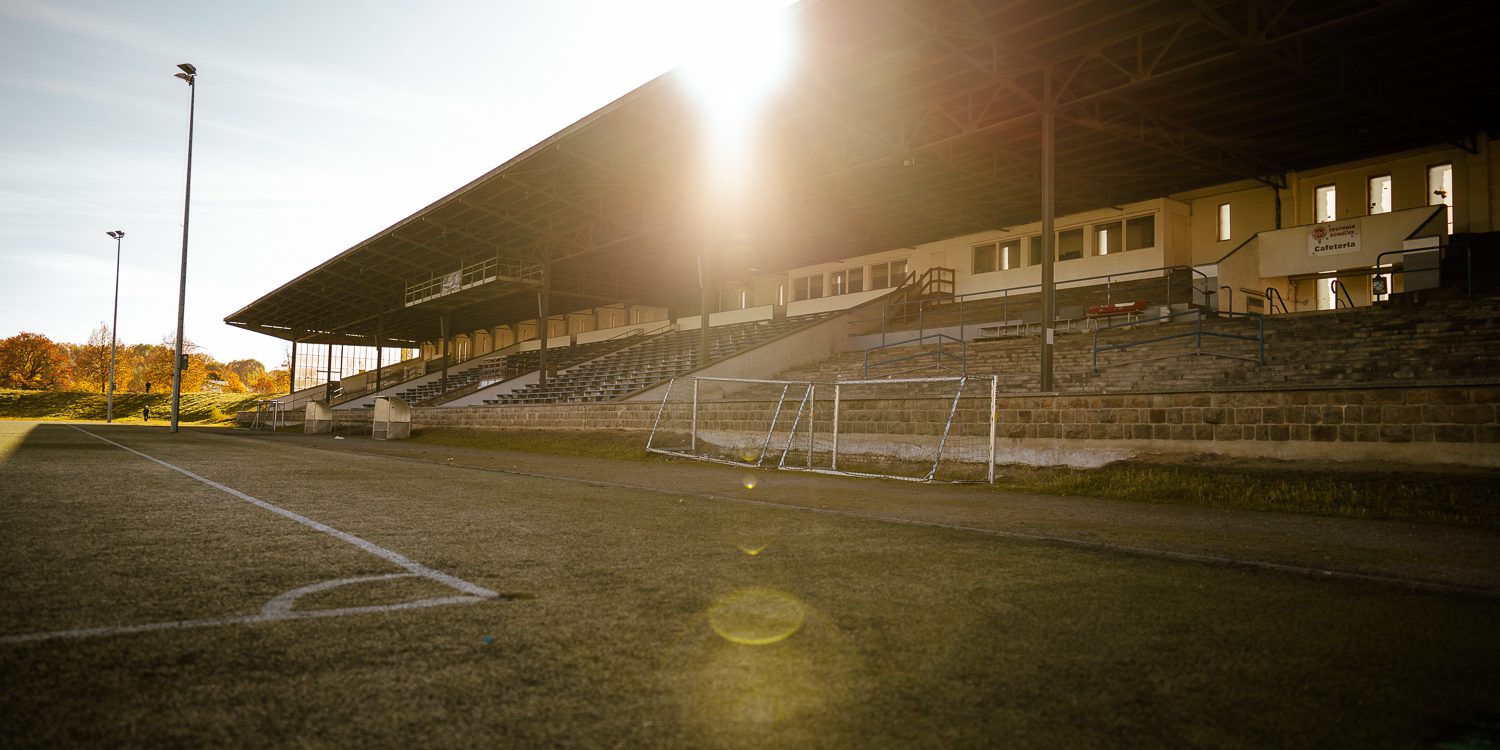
left=229, top=0, right=1500, bottom=467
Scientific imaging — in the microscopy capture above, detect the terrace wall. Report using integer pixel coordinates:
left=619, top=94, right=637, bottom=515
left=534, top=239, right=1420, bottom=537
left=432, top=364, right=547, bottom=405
left=339, top=383, right=1500, bottom=468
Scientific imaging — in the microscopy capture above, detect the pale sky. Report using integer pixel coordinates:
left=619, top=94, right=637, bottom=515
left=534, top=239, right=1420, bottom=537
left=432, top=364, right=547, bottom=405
left=0, top=0, right=784, bottom=369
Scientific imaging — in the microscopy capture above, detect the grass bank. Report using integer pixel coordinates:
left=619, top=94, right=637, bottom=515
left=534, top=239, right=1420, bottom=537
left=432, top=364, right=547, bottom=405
left=0, top=390, right=265, bottom=425
left=407, top=427, right=1500, bottom=528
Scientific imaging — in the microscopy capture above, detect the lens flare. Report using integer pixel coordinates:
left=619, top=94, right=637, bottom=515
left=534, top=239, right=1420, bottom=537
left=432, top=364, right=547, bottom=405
left=707, top=586, right=805, bottom=646
left=737, top=544, right=767, bottom=556
left=741, top=475, right=757, bottom=490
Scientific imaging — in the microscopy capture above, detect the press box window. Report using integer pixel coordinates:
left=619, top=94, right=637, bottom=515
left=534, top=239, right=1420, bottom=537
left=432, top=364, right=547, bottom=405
left=1000, top=239, right=1023, bottom=269
left=830, top=268, right=863, bottom=295
left=973, top=243, right=998, bottom=274
left=792, top=274, right=823, bottom=301
left=1094, top=222, right=1122, bottom=255
left=870, top=259, right=908, bottom=290
left=1124, top=216, right=1154, bottom=250
left=1057, top=228, right=1084, bottom=261
left=1216, top=203, right=1231, bottom=241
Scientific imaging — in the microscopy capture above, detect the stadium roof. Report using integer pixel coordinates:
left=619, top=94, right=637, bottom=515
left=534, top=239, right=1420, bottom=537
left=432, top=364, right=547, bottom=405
left=227, top=0, right=1500, bottom=346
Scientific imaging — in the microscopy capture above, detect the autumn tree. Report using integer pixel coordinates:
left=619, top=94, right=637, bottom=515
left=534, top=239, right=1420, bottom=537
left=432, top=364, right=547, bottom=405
left=0, top=333, right=72, bottom=390
left=223, top=371, right=248, bottom=393
left=67, top=324, right=126, bottom=393
left=225, top=359, right=267, bottom=384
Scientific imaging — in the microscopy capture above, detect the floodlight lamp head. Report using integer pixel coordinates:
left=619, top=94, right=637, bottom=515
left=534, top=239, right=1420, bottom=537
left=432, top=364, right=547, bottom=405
left=177, top=63, right=196, bottom=75
left=106, top=231, right=119, bottom=238
left=174, top=72, right=193, bottom=85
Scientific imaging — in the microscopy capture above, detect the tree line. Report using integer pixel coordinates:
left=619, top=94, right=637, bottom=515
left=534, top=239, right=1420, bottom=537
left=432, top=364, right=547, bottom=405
left=0, top=325, right=289, bottom=394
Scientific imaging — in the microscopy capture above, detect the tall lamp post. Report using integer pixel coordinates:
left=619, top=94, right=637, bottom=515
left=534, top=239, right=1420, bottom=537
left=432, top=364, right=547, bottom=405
left=105, top=230, right=124, bottom=422
left=170, top=62, right=196, bottom=433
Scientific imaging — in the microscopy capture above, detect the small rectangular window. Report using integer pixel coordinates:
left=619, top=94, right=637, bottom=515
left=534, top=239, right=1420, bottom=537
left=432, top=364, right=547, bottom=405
left=1315, top=184, right=1337, bottom=223
left=973, top=243, right=998, bottom=274
left=1025, top=236, right=1041, bottom=266
left=1429, top=163, right=1453, bottom=233
left=830, top=271, right=846, bottom=296
left=1124, top=216, right=1155, bottom=250
left=889, top=259, right=907, bottom=284
left=1095, top=222, right=1122, bottom=255
left=1216, top=203, right=1232, bottom=241
left=847, top=267, right=863, bottom=293
left=1057, top=228, right=1084, bottom=261
left=807, top=274, right=823, bottom=299
left=792, top=276, right=809, bottom=302
left=1000, top=239, right=1023, bottom=269
left=1368, top=175, right=1391, bottom=214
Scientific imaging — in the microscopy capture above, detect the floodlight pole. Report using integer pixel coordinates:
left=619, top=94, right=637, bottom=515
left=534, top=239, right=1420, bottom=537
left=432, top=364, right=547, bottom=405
left=170, top=63, right=197, bottom=433
left=105, top=230, right=124, bottom=423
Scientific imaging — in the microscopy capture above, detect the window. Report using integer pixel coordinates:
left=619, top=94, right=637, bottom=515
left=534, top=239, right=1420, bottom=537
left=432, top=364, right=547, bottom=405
left=1095, top=222, right=1122, bottom=255
left=973, top=243, right=998, bottom=274
left=1025, top=236, right=1041, bottom=266
left=1000, top=239, right=1024, bottom=269
left=792, top=274, right=823, bottom=301
left=1124, top=216, right=1155, bottom=250
left=1368, top=174, right=1391, bottom=214
left=777, top=283, right=785, bottom=306
left=830, top=268, right=863, bottom=295
left=870, top=259, right=908, bottom=290
left=1216, top=203, right=1232, bottom=241
left=1315, top=184, right=1337, bottom=223
left=1429, top=163, right=1453, bottom=234
left=1057, top=228, right=1084, bottom=261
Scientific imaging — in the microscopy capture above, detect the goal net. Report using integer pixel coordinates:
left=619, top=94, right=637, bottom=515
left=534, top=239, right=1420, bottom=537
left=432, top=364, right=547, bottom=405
left=646, top=377, right=812, bottom=468
left=647, top=375, right=997, bottom=483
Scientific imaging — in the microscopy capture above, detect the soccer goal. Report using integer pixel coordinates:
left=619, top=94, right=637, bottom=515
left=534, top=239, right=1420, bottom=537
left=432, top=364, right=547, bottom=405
left=647, top=375, right=997, bottom=483
left=646, top=376, right=813, bottom=468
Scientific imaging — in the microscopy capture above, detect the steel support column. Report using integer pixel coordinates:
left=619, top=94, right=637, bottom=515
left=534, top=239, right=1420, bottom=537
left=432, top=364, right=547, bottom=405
left=289, top=335, right=298, bottom=395
left=374, top=315, right=384, bottom=394
left=1040, top=107, right=1055, bottom=392
left=538, top=263, right=550, bottom=387
left=440, top=313, right=449, bottom=394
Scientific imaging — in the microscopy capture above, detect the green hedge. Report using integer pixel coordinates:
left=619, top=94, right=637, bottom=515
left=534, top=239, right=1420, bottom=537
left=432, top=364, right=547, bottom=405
left=0, top=390, right=270, bottom=424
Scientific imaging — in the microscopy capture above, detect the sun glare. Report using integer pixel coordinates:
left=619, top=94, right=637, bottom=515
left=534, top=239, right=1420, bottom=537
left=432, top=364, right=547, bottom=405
left=675, top=1, right=797, bottom=184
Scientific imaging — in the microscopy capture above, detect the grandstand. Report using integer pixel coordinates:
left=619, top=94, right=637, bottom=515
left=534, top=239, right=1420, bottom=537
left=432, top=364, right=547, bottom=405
left=226, top=0, right=1500, bottom=468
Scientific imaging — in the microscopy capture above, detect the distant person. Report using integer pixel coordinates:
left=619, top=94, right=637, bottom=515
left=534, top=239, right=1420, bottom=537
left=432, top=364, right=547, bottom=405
left=143, top=405, right=150, bottom=422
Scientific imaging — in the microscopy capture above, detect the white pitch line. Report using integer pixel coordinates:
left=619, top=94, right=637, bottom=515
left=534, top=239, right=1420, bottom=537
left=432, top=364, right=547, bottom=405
left=67, top=425, right=499, bottom=599
left=0, top=595, right=484, bottom=645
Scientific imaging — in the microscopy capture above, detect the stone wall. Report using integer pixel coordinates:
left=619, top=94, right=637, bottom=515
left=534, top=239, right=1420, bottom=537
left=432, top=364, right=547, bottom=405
left=241, top=384, right=1497, bottom=467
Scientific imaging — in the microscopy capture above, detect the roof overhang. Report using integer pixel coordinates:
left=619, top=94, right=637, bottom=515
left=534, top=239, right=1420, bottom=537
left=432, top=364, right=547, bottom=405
left=228, top=0, right=1500, bottom=345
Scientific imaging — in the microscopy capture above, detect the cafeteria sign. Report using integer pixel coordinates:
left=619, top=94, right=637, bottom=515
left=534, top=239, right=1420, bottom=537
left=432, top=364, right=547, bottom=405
left=1308, top=221, right=1360, bottom=258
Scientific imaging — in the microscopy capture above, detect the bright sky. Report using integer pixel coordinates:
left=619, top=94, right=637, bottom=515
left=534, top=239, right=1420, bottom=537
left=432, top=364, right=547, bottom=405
left=0, top=0, right=789, bottom=370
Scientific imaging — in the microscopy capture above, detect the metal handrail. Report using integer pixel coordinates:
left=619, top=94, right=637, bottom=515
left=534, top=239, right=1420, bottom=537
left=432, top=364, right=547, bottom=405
left=1332, top=279, right=1355, bottom=309
left=1091, top=308, right=1264, bottom=372
left=863, top=332, right=967, bottom=378
left=854, top=263, right=1212, bottom=345
left=1264, top=287, right=1288, bottom=314
left=1374, top=242, right=1472, bottom=300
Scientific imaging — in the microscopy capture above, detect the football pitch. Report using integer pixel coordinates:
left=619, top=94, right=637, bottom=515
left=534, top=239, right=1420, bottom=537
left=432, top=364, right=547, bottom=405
left=2, top=421, right=1497, bottom=748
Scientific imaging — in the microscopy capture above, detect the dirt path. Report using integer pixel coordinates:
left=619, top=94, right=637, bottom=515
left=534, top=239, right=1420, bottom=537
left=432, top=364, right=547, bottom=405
left=216, top=430, right=1500, bottom=597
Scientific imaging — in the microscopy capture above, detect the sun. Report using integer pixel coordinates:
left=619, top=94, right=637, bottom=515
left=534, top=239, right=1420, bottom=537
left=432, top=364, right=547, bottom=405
left=672, top=0, right=798, bottom=184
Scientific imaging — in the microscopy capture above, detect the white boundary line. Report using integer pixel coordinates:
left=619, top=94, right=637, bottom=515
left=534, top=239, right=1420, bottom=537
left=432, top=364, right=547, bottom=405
left=67, top=425, right=498, bottom=599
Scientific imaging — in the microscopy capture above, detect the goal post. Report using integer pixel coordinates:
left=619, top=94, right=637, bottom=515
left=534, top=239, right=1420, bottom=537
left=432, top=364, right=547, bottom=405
left=645, top=376, right=813, bottom=468
left=647, top=375, right=998, bottom=483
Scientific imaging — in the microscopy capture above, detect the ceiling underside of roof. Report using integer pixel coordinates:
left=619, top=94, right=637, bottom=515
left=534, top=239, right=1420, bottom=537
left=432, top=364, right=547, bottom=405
left=227, top=0, right=1500, bottom=345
